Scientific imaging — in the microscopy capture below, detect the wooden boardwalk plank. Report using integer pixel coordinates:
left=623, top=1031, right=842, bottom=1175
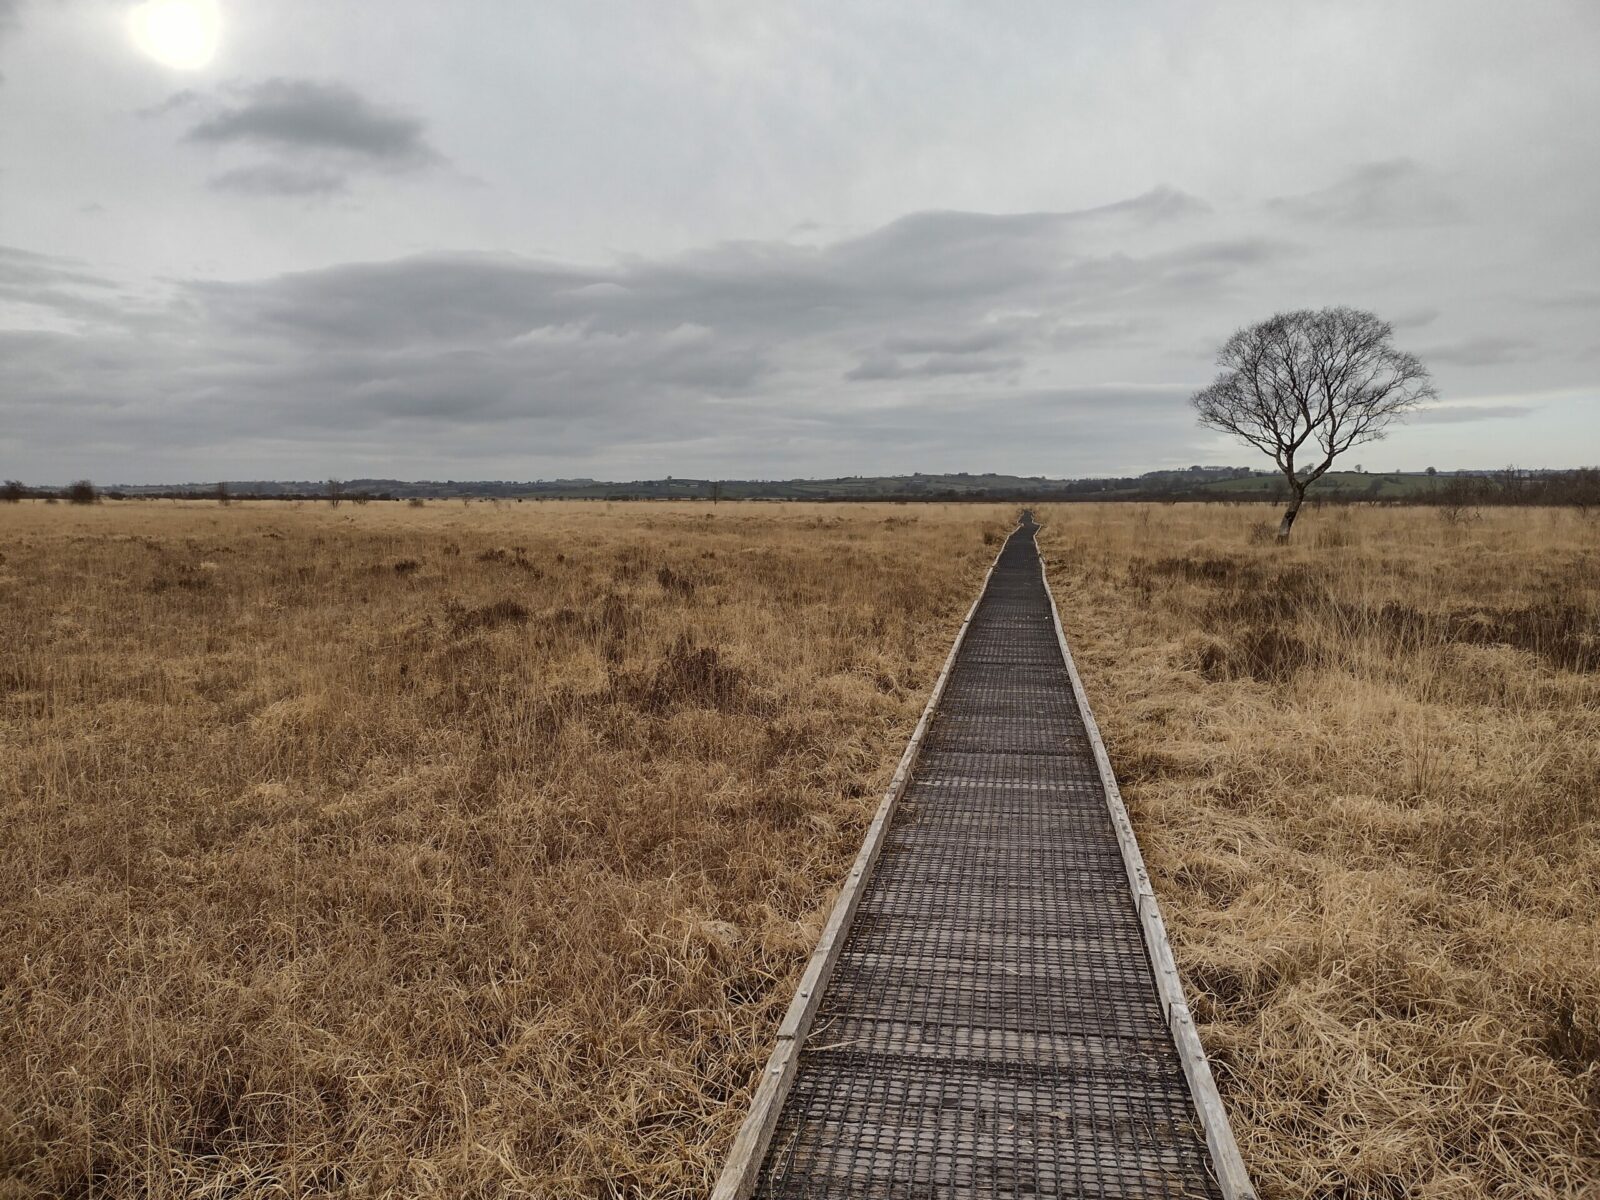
left=714, top=515, right=1254, bottom=1200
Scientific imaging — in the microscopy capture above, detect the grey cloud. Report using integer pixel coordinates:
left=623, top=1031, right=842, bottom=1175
left=155, top=78, right=442, bottom=197
left=856, top=317, right=1135, bottom=382
left=1, top=192, right=1296, bottom=477
left=0, top=244, right=113, bottom=290
left=883, top=330, right=1012, bottom=355
left=876, top=321, right=1133, bottom=358
left=0, top=245, right=130, bottom=324
left=1420, top=335, right=1533, bottom=367
left=845, top=353, right=1021, bottom=381
left=1412, top=404, right=1534, bottom=424
left=816, top=190, right=1202, bottom=291
left=191, top=195, right=1265, bottom=354
left=186, top=79, right=440, bottom=165
left=656, top=384, right=1202, bottom=478
left=1042, top=319, right=1140, bottom=348
left=210, top=164, right=348, bottom=197
left=138, top=89, right=203, bottom=118
left=751, top=385, right=1202, bottom=472
left=1268, top=159, right=1462, bottom=227
left=1392, top=307, right=1440, bottom=330
left=1161, top=239, right=1283, bottom=268
left=1076, top=186, right=1211, bottom=226
left=1538, top=287, right=1600, bottom=309
left=191, top=253, right=599, bottom=346
left=1054, top=239, right=1290, bottom=304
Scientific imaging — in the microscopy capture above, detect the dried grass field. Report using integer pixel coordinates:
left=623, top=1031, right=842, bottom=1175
left=1038, top=503, right=1600, bottom=1199
left=0, top=500, right=1009, bottom=1198
left=2, top=499, right=1597, bottom=1198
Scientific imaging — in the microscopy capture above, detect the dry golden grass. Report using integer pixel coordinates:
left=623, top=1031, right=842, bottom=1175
left=0, top=499, right=1011, bottom=1198
left=5, top=498, right=1597, bottom=1198
left=1038, top=503, right=1600, bottom=1200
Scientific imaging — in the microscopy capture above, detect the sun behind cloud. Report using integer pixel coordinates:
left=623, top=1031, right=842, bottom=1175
left=129, top=0, right=221, bottom=70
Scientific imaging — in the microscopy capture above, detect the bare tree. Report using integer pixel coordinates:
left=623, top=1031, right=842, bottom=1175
left=65, top=479, right=97, bottom=505
left=2, top=480, right=24, bottom=503
left=326, top=479, right=344, bottom=507
left=1192, top=307, right=1434, bottom=540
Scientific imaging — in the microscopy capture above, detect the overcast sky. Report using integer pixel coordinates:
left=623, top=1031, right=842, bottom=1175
left=2, top=0, right=1597, bottom=483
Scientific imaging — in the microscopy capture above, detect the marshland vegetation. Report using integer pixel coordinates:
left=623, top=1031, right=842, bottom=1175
left=1, top=499, right=1595, bottom=1197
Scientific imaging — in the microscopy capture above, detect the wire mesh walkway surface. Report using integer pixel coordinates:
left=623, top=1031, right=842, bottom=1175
left=715, top=516, right=1253, bottom=1199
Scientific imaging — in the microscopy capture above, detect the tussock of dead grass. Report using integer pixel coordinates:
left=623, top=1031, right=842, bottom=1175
left=1039, top=503, right=1600, bottom=1200
left=0, top=500, right=1008, bottom=1198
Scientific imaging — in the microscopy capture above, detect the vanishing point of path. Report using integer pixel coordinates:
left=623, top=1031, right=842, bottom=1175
left=716, top=515, right=1254, bottom=1199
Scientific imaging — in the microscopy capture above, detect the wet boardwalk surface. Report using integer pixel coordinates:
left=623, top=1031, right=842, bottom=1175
left=745, top=518, right=1230, bottom=1199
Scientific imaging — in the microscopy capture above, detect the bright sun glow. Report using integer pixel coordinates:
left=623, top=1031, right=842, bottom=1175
left=129, top=0, right=222, bottom=70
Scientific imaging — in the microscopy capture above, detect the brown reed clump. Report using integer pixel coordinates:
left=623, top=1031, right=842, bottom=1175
left=1038, top=502, right=1600, bottom=1200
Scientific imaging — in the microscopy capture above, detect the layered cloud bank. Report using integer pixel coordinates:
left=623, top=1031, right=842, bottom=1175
left=1, top=0, right=1596, bottom=479
left=3, top=172, right=1594, bottom=482
left=2, top=191, right=1232, bottom=477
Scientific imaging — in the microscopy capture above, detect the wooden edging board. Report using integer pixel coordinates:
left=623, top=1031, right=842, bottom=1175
left=1037, top=537, right=1258, bottom=1200
left=708, top=522, right=1020, bottom=1200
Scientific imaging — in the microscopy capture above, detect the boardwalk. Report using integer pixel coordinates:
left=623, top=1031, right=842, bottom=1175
left=716, top=516, right=1252, bottom=1199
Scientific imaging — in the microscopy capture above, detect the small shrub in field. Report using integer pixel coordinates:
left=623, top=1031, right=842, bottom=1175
left=408, top=497, right=426, bottom=508
left=1144, top=555, right=1256, bottom=585
left=448, top=597, right=530, bottom=631
left=656, top=564, right=696, bottom=596
left=622, top=635, right=746, bottom=712
left=1311, top=521, right=1353, bottom=548
left=147, top=566, right=212, bottom=593
left=582, top=592, right=637, bottom=662
left=477, top=546, right=541, bottom=575
left=1438, top=501, right=1480, bottom=527
left=1231, top=626, right=1312, bottom=681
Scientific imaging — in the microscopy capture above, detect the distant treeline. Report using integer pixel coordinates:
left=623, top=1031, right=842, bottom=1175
left=4, top=468, right=1596, bottom=507
left=1143, top=468, right=1600, bottom=509
left=1426, top=467, right=1600, bottom=509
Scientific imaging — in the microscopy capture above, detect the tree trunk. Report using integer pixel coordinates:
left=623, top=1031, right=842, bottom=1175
left=1277, top=491, right=1304, bottom=541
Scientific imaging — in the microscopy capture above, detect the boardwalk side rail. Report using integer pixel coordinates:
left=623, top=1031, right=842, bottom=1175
left=1037, top=540, right=1257, bottom=1200
left=710, top=523, right=1018, bottom=1200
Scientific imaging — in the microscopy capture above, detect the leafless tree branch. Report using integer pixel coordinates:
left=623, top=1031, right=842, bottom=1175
left=1192, top=306, right=1435, bottom=540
